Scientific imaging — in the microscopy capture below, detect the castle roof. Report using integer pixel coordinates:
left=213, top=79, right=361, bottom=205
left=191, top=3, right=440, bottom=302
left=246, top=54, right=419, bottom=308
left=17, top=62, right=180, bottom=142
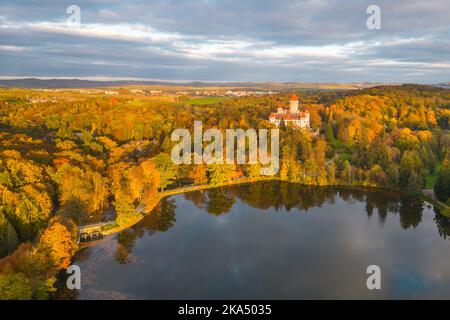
left=269, top=109, right=309, bottom=120
left=290, top=94, right=299, bottom=101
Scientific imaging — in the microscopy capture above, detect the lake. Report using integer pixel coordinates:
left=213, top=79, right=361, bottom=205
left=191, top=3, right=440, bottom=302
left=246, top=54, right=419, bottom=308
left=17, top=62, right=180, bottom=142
left=59, top=181, right=450, bottom=299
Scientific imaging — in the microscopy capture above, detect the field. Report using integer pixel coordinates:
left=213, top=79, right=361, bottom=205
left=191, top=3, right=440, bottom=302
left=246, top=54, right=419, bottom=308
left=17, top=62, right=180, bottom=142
left=186, top=96, right=228, bottom=105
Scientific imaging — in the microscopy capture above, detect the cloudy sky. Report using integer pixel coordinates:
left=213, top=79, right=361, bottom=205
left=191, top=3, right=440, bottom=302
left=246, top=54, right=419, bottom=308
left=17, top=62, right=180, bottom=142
left=0, top=0, right=449, bottom=83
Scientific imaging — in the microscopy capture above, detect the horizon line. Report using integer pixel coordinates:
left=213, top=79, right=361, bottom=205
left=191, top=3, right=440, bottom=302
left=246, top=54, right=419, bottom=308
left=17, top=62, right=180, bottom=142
left=0, top=76, right=442, bottom=85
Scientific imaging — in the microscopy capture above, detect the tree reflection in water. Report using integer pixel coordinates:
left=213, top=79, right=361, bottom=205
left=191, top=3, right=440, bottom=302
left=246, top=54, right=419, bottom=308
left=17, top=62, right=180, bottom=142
left=113, top=181, right=449, bottom=265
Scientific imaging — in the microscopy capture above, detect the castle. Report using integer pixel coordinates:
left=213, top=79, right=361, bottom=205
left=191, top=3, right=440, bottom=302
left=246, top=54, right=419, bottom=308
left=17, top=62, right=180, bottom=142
left=269, top=94, right=310, bottom=128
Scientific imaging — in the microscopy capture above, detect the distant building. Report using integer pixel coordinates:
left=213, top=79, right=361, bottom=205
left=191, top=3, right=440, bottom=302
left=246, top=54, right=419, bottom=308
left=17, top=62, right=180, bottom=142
left=269, top=94, right=310, bottom=128
left=104, top=90, right=118, bottom=95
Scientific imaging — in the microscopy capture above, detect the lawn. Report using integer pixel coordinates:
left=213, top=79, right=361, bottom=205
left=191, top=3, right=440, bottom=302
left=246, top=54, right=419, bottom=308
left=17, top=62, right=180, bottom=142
left=186, top=96, right=227, bottom=105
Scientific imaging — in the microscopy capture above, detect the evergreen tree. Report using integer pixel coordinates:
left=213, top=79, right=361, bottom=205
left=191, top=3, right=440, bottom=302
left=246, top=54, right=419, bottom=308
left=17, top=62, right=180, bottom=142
left=0, top=212, right=19, bottom=258
left=325, top=123, right=334, bottom=142
left=434, top=154, right=450, bottom=203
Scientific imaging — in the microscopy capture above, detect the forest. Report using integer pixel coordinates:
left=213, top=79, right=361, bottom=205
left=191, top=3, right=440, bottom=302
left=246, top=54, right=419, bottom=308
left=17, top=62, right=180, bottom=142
left=0, top=84, right=449, bottom=299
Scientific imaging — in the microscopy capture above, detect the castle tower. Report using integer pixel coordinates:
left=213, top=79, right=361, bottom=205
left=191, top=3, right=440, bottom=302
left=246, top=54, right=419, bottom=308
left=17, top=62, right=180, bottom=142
left=277, top=103, right=285, bottom=114
left=290, top=94, right=299, bottom=114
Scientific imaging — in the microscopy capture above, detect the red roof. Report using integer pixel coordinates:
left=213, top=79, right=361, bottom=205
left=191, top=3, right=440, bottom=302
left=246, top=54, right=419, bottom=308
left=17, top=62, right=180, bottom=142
left=290, top=94, right=299, bottom=101
left=270, top=109, right=308, bottom=120
left=284, top=114, right=294, bottom=120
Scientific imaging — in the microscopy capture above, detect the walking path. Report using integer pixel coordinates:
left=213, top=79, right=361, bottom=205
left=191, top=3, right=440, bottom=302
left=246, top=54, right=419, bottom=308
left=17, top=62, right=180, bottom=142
left=422, top=188, right=450, bottom=218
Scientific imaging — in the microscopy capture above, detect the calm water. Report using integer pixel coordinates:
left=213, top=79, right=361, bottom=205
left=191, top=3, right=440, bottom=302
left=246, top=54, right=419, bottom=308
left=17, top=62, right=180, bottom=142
left=61, top=182, right=450, bottom=299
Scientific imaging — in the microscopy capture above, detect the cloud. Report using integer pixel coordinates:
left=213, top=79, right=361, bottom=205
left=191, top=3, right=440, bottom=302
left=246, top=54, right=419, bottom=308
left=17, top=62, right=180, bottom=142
left=0, top=45, right=26, bottom=52
left=1, top=20, right=183, bottom=43
left=0, top=0, right=448, bottom=83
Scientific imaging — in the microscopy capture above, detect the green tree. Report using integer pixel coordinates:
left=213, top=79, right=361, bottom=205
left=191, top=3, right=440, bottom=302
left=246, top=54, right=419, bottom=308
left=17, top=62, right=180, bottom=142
left=58, top=197, right=88, bottom=225
left=340, top=160, right=353, bottom=185
left=0, top=273, right=33, bottom=300
left=115, top=197, right=140, bottom=226
left=325, top=123, right=334, bottom=142
left=0, top=212, right=19, bottom=258
left=327, top=161, right=336, bottom=184
left=399, top=151, right=424, bottom=194
left=207, top=164, right=236, bottom=186
left=386, top=163, right=400, bottom=189
left=434, top=154, right=450, bottom=203
left=152, top=153, right=177, bottom=190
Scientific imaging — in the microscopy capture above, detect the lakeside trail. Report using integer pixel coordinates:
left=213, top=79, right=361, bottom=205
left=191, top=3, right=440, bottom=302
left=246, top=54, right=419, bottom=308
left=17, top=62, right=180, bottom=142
left=422, top=188, right=450, bottom=217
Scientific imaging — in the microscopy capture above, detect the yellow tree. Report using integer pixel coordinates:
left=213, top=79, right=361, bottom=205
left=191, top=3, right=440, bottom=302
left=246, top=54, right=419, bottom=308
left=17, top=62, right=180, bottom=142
left=140, top=159, right=160, bottom=202
left=39, top=218, right=77, bottom=270
left=188, top=165, right=208, bottom=185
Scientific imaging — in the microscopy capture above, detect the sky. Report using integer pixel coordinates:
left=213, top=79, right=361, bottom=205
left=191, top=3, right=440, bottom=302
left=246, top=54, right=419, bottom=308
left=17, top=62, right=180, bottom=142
left=0, top=0, right=449, bottom=83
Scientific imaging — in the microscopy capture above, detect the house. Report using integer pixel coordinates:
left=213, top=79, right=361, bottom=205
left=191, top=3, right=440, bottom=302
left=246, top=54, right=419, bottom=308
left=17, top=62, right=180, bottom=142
left=269, top=94, right=310, bottom=128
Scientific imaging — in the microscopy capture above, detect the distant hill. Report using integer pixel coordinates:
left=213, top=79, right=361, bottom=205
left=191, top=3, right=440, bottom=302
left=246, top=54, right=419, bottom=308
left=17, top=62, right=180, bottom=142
left=436, top=82, right=450, bottom=89
left=0, top=78, right=389, bottom=90
left=0, top=78, right=224, bottom=88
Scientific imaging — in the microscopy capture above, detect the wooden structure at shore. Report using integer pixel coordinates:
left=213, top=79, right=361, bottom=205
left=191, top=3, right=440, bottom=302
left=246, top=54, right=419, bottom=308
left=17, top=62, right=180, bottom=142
left=77, top=222, right=111, bottom=243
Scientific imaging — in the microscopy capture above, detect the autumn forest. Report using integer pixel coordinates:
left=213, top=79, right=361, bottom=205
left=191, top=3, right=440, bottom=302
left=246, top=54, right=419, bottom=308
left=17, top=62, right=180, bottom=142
left=0, top=84, right=449, bottom=299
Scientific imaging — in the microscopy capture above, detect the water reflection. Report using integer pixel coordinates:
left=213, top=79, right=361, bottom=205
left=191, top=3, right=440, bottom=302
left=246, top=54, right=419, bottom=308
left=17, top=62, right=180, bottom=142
left=435, top=213, right=450, bottom=239
left=127, top=182, right=430, bottom=247
left=63, top=181, right=450, bottom=299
